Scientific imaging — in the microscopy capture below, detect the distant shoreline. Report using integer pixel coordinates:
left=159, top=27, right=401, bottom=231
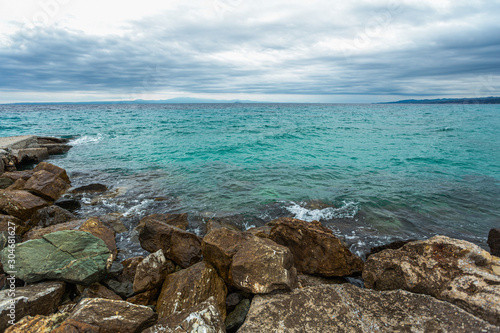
left=381, top=96, right=500, bottom=104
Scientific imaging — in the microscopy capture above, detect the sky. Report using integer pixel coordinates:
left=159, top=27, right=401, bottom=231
left=0, top=0, right=499, bottom=103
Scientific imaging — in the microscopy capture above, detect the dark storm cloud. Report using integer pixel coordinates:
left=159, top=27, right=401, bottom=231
left=0, top=1, right=499, bottom=99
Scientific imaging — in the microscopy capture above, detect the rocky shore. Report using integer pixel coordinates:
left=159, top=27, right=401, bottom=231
left=0, top=138, right=499, bottom=332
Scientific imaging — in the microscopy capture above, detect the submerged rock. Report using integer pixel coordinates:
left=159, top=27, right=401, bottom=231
left=363, top=235, right=500, bottom=325
left=238, top=284, right=500, bottom=333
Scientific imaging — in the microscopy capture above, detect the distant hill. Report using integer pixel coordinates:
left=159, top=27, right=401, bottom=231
left=384, top=96, right=500, bottom=104
left=4, top=97, right=263, bottom=105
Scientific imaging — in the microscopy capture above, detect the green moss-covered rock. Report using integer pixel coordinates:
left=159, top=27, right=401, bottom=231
left=0, top=230, right=111, bottom=284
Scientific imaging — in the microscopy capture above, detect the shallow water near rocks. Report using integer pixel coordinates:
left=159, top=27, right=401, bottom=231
left=1, top=103, right=499, bottom=258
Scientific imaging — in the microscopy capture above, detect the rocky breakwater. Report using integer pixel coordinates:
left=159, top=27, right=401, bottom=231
left=0, top=160, right=499, bottom=332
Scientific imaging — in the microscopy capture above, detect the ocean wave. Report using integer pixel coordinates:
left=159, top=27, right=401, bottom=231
left=71, top=134, right=103, bottom=145
left=285, top=200, right=359, bottom=222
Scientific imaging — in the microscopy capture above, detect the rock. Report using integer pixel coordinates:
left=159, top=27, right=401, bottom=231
left=488, top=228, right=500, bottom=256
left=24, top=170, right=70, bottom=201
left=1, top=230, right=111, bottom=284
left=0, top=177, right=13, bottom=189
left=14, top=148, right=49, bottom=164
left=80, top=217, right=117, bottom=260
left=225, top=293, right=244, bottom=314
left=0, top=171, right=34, bottom=182
left=103, top=279, right=135, bottom=299
left=40, top=144, right=71, bottom=155
left=6, top=179, right=26, bottom=191
left=237, top=284, right=500, bottom=333
left=36, top=136, right=70, bottom=145
left=126, top=288, right=160, bottom=306
left=54, top=198, right=81, bottom=212
left=29, top=205, right=76, bottom=228
left=0, top=214, right=29, bottom=236
left=33, top=162, right=70, bottom=184
left=139, top=218, right=202, bottom=268
left=98, top=213, right=127, bottom=233
left=138, top=213, right=189, bottom=232
left=76, top=282, right=122, bottom=301
left=225, top=298, right=250, bottom=333
left=156, top=261, right=227, bottom=320
left=144, top=297, right=225, bottom=333
left=4, top=313, right=69, bottom=333
left=296, top=274, right=346, bottom=288
left=269, top=218, right=364, bottom=277
left=363, top=235, right=500, bottom=326
left=22, top=219, right=84, bottom=241
left=205, top=218, right=240, bottom=234
left=246, top=225, right=273, bottom=239
left=230, top=236, right=297, bottom=294
left=367, top=238, right=418, bottom=258
left=133, top=249, right=175, bottom=294
left=71, top=184, right=108, bottom=194
left=0, top=281, right=65, bottom=331
left=0, top=190, right=49, bottom=220
left=67, top=298, right=156, bottom=333
left=51, top=318, right=100, bottom=333
left=119, top=256, right=144, bottom=283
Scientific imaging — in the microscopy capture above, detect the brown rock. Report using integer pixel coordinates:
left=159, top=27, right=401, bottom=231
left=5, top=179, right=26, bottom=191
left=29, top=205, right=76, bottom=228
left=137, top=213, right=189, bottom=232
left=0, top=281, right=66, bottom=331
left=68, top=298, right=156, bottom=333
left=80, top=217, right=117, bottom=260
left=119, top=256, right=144, bottom=283
left=76, top=282, right=122, bottom=301
left=24, top=170, right=70, bottom=201
left=145, top=297, right=225, bottom=333
left=5, top=313, right=69, bottom=333
left=205, top=218, right=240, bottom=234
left=33, top=162, right=70, bottom=184
left=237, top=284, right=500, bottom=333
left=363, top=235, right=500, bottom=326
left=139, top=218, right=202, bottom=268
left=156, top=261, right=227, bottom=320
left=51, top=318, right=100, bottom=333
left=269, top=218, right=364, bottom=276
left=40, top=144, right=72, bottom=155
left=296, top=274, right=346, bottom=288
left=0, top=170, right=34, bottom=182
left=126, top=288, right=160, bottom=306
left=367, top=238, right=418, bottom=258
left=246, top=225, right=273, bottom=239
left=0, top=177, right=13, bottom=189
left=488, top=228, right=500, bottom=256
left=0, top=214, right=29, bottom=235
left=98, top=213, right=127, bottom=233
left=71, top=184, right=107, bottom=194
left=133, top=249, right=175, bottom=294
left=22, top=219, right=84, bottom=241
left=0, top=190, right=49, bottom=220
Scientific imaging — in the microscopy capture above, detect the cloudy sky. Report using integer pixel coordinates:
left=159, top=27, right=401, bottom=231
left=0, top=0, right=499, bottom=103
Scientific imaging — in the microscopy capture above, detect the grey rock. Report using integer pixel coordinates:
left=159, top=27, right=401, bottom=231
left=225, top=298, right=250, bottom=332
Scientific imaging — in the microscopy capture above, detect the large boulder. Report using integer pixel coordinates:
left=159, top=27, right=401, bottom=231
left=76, top=282, right=122, bottom=301
left=144, top=297, right=225, bottom=333
left=133, top=249, right=175, bottom=294
left=65, top=298, right=156, bottom=333
left=1, top=230, right=111, bottom=284
left=22, top=219, right=84, bottom=241
left=156, top=261, right=227, bottom=320
left=5, top=313, right=69, bottom=333
left=139, top=218, right=201, bottom=268
left=269, top=218, right=363, bottom=276
left=363, top=235, right=500, bottom=326
left=237, top=284, right=500, bottom=333
left=0, top=281, right=66, bottom=331
left=0, top=190, right=49, bottom=220
left=488, top=228, right=500, bottom=256
left=202, top=228, right=297, bottom=294
left=79, top=217, right=117, bottom=260
left=24, top=170, right=70, bottom=201
left=0, top=171, right=34, bottom=182
left=137, top=213, right=189, bottom=232
left=29, top=205, right=76, bottom=228
left=33, top=162, right=70, bottom=184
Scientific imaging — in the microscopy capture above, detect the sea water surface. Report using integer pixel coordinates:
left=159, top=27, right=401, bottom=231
left=1, top=103, right=499, bottom=257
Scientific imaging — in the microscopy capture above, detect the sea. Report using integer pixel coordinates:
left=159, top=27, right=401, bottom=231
left=1, top=103, right=499, bottom=259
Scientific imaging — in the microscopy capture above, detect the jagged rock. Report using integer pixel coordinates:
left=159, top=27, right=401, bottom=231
left=138, top=213, right=189, bottom=232
left=133, top=249, right=175, bottom=294
left=0, top=281, right=66, bottom=331
left=269, top=218, right=363, bottom=277
left=0, top=177, right=13, bottom=189
left=126, top=288, right=160, bottom=306
left=6, top=179, right=26, bottom=191
left=29, top=205, right=76, bottom=228
left=71, top=184, right=108, bottom=193
left=225, top=298, right=250, bottom=333
left=246, top=225, right=273, bottom=239
left=5, top=313, right=69, bottom=333
left=66, top=298, right=156, bottom=333
left=237, top=284, right=500, bottom=333
left=367, top=239, right=418, bottom=258
left=40, top=144, right=71, bottom=155
left=103, top=279, right=134, bottom=299
left=24, top=170, right=70, bottom=201
left=1, top=230, right=111, bottom=284
left=0, top=170, right=34, bottom=182
left=0, top=190, right=49, bottom=220
left=156, top=261, right=227, bottom=320
left=296, top=274, right=346, bottom=288
left=76, top=282, right=122, bottom=301
left=119, top=256, right=144, bottom=283
left=0, top=214, right=29, bottom=235
left=205, top=219, right=240, bottom=234
left=488, top=228, right=500, bottom=256
left=14, top=148, right=49, bottom=164
left=51, top=318, right=100, bottom=333
left=22, top=219, right=84, bottom=241
left=139, top=218, right=202, bottom=268
left=80, top=217, right=117, bottom=260
left=33, top=162, right=70, bottom=184
left=363, top=235, right=500, bottom=326
left=54, top=198, right=81, bottom=213
left=144, top=297, right=225, bottom=333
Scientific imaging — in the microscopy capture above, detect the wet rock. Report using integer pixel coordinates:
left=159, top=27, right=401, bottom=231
left=29, top=205, right=76, bottom=228
left=24, top=170, right=70, bottom=201
left=225, top=298, right=250, bottom=333
left=138, top=213, right=189, bottom=231
left=22, top=219, right=84, bottom=241
left=363, top=235, right=500, bottom=325
left=126, top=288, right=160, bottom=306
left=4, top=313, right=69, bottom=333
left=76, top=282, right=122, bottom=301
left=144, top=297, right=225, bottom=333
left=80, top=217, right=117, bottom=260
left=67, top=298, right=156, bottom=333
left=99, top=213, right=127, bottom=233
left=0, top=190, right=49, bottom=220
left=33, top=162, right=71, bottom=184
left=0, top=281, right=66, bottom=331
left=2, top=230, right=111, bottom=284
left=133, top=249, right=175, bottom=294
left=488, top=228, right=500, bottom=256
left=156, top=261, right=227, bottom=320
left=51, top=318, right=100, bottom=333
left=71, top=183, right=108, bottom=194
left=54, top=198, right=81, bottom=213
left=0, top=177, right=13, bottom=189
left=0, top=214, right=29, bottom=236
left=238, top=284, right=500, bottom=333
left=139, top=218, right=202, bottom=268
left=367, top=238, right=418, bottom=258
left=269, top=218, right=364, bottom=277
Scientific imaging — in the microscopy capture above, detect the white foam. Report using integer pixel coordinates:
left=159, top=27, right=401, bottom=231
left=71, top=134, right=103, bottom=145
left=285, top=200, right=359, bottom=222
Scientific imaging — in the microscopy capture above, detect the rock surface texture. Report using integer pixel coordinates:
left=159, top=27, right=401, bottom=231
left=133, top=249, right=175, bottom=294
left=0, top=190, right=49, bottom=220
left=488, top=228, right=500, bottom=257
left=363, top=235, right=500, bottom=325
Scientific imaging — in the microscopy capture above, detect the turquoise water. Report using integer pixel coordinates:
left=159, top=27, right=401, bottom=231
left=1, top=103, right=499, bottom=255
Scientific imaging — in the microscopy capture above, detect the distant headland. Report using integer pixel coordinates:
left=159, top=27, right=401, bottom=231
left=383, top=96, right=500, bottom=104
